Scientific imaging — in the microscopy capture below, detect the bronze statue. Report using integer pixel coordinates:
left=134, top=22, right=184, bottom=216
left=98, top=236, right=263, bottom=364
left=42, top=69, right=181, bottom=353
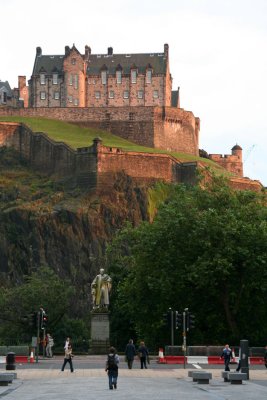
left=91, top=268, right=112, bottom=309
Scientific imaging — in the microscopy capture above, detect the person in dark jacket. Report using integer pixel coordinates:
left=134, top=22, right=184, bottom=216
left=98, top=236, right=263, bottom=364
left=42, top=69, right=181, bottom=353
left=125, top=339, right=136, bottom=369
left=138, top=341, right=149, bottom=369
left=61, top=344, right=74, bottom=372
left=105, top=346, right=119, bottom=390
left=221, top=344, right=233, bottom=371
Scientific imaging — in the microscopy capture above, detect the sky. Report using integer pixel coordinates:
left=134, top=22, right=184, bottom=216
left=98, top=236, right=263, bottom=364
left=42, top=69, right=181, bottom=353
left=1, top=0, right=267, bottom=185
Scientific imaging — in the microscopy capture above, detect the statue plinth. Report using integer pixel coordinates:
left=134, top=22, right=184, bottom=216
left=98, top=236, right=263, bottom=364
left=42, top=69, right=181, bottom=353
left=89, top=311, right=110, bottom=354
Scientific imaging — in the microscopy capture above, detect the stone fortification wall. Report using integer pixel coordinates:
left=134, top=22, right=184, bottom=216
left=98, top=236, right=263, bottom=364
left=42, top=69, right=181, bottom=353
left=0, top=122, right=197, bottom=189
left=209, top=154, right=243, bottom=177
left=0, top=105, right=199, bottom=155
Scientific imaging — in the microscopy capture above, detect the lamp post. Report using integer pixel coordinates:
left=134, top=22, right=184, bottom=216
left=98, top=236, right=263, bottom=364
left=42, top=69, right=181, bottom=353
left=182, top=308, right=188, bottom=369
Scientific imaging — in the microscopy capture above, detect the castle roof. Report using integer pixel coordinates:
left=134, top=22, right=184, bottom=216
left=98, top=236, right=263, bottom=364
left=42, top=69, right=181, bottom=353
left=32, top=55, right=64, bottom=76
left=232, top=144, right=242, bottom=151
left=0, top=80, right=12, bottom=95
left=32, top=51, right=167, bottom=76
left=87, top=53, right=167, bottom=75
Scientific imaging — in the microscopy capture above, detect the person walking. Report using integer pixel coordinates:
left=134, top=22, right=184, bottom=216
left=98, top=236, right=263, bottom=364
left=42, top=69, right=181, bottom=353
left=46, top=333, right=54, bottom=358
left=221, top=344, right=233, bottom=371
left=64, top=337, right=70, bottom=351
left=61, top=344, right=74, bottom=372
left=125, top=339, right=136, bottom=369
left=105, top=346, right=119, bottom=390
left=138, top=341, right=149, bottom=369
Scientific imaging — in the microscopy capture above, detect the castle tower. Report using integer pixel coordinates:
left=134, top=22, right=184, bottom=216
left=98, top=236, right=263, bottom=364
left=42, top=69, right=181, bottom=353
left=231, top=144, right=243, bottom=177
left=231, top=144, right=242, bottom=161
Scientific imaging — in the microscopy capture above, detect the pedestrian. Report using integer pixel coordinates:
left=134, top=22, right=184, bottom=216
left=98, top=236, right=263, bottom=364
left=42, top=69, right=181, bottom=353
left=61, top=344, right=74, bottom=372
left=105, top=346, right=119, bottom=390
left=221, top=344, right=233, bottom=371
left=125, top=339, right=136, bottom=369
left=64, top=337, right=70, bottom=350
left=46, top=333, right=54, bottom=358
left=138, top=341, right=149, bottom=369
left=264, top=345, right=267, bottom=368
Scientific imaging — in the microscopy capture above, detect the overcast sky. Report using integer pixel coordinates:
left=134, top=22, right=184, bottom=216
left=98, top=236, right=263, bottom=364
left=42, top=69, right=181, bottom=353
left=1, top=0, right=267, bottom=185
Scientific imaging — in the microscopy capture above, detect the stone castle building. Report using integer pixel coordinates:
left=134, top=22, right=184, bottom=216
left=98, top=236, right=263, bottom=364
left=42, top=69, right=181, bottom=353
left=27, top=44, right=177, bottom=109
left=4, top=43, right=248, bottom=180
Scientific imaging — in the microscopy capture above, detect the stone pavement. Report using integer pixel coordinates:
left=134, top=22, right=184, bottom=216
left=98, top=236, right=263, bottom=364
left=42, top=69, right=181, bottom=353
left=0, top=368, right=266, bottom=400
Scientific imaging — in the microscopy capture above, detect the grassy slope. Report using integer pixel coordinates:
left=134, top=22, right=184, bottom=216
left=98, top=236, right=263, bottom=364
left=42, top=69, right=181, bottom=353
left=0, top=116, right=225, bottom=172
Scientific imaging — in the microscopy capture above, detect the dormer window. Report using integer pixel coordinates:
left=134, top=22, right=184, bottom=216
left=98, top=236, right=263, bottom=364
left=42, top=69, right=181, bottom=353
left=146, top=69, right=152, bottom=84
left=52, top=74, right=58, bottom=85
left=131, top=69, right=137, bottom=84
left=40, top=74, right=46, bottom=85
left=101, top=70, right=107, bottom=85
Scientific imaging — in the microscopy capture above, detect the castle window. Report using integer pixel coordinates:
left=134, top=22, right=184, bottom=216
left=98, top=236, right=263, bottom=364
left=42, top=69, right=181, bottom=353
left=74, top=98, right=79, bottom=106
left=3, top=92, right=7, bottom=103
left=131, top=70, right=137, bottom=84
left=69, top=74, right=73, bottom=85
left=101, top=70, right=107, bottom=85
left=116, top=70, right=122, bottom=84
left=74, top=74, right=78, bottom=89
left=153, top=90, right=159, bottom=98
left=138, top=90, right=143, bottom=99
left=95, top=91, right=101, bottom=99
left=146, top=70, right=152, bottom=84
left=68, top=96, right=73, bottom=103
left=71, top=58, right=76, bottom=65
left=123, top=90, right=129, bottom=99
left=40, top=91, right=46, bottom=100
left=54, top=91, right=60, bottom=100
left=52, top=74, right=58, bottom=85
left=109, top=91, right=114, bottom=99
left=40, top=74, right=45, bottom=85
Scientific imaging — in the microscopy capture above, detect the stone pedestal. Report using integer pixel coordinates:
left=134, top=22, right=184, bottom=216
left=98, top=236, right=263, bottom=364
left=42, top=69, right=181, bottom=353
left=90, top=312, right=110, bottom=354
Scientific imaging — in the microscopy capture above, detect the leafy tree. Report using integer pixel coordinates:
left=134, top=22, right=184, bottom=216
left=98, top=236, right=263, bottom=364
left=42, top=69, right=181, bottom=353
left=0, top=266, right=75, bottom=344
left=107, top=180, right=267, bottom=349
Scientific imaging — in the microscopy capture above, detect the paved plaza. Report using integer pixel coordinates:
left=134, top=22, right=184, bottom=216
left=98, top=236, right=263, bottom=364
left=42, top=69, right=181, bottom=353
left=0, top=366, right=266, bottom=400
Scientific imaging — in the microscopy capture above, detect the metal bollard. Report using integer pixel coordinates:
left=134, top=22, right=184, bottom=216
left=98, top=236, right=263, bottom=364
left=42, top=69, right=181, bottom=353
left=6, top=352, right=16, bottom=370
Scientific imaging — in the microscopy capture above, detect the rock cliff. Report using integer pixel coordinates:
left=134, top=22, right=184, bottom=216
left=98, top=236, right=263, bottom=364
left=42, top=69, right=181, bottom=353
left=0, top=148, right=149, bottom=306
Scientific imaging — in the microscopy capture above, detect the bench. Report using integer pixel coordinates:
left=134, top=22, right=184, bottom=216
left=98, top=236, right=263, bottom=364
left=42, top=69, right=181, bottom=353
left=228, top=372, right=247, bottom=384
left=192, top=371, right=212, bottom=384
left=0, top=373, right=15, bottom=386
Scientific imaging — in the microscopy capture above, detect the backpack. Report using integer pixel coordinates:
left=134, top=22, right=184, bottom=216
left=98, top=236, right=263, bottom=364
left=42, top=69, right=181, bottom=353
left=107, top=354, right=117, bottom=369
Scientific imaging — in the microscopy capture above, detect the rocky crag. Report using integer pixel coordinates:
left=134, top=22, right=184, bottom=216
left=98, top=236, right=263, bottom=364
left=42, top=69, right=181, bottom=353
left=0, top=147, right=149, bottom=308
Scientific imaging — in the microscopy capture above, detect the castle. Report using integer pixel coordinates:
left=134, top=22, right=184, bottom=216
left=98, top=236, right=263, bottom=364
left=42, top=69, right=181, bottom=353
left=0, top=43, right=261, bottom=186
left=27, top=43, right=175, bottom=109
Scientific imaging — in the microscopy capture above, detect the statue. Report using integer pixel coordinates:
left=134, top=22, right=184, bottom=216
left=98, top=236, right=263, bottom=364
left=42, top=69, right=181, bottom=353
left=91, top=268, right=112, bottom=310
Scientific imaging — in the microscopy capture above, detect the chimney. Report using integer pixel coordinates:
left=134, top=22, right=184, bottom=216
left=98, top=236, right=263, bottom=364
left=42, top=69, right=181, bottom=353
left=36, top=47, right=42, bottom=56
left=65, top=45, right=70, bottom=55
left=107, top=47, right=113, bottom=56
left=18, top=76, right=26, bottom=91
left=177, top=86, right=180, bottom=108
left=85, top=45, right=91, bottom=59
left=164, top=43, right=169, bottom=58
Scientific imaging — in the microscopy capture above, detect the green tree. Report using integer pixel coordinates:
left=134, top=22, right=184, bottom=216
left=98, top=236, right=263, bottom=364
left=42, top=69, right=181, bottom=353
left=0, top=266, right=75, bottom=344
left=107, top=180, right=267, bottom=349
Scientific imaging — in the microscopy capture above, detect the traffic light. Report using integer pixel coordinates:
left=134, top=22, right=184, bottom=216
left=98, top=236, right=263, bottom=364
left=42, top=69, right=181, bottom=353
left=41, top=310, right=48, bottom=330
left=187, top=312, right=195, bottom=331
left=162, top=311, right=171, bottom=327
left=175, top=311, right=182, bottom=329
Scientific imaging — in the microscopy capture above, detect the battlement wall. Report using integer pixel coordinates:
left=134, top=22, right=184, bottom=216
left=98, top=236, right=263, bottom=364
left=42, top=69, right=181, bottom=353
left=0, top=122, right=197, bottom=189
left=0, top=105, right=199, bottom=155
